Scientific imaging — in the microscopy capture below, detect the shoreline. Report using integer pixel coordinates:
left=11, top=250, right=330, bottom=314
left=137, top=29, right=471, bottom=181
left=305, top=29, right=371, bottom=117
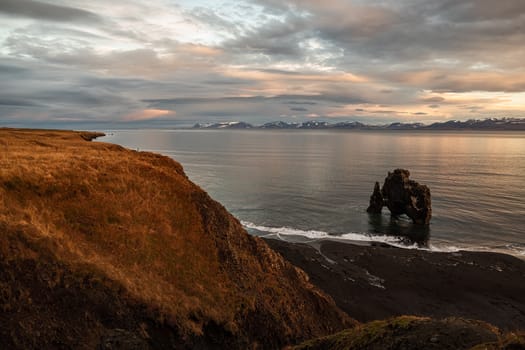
left=246, top=228, right=525, bottom=262
left=264, top=237, right=525, bottom=331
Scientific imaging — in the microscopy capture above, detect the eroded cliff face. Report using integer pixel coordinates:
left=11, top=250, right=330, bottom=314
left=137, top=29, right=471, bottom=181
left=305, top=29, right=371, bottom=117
left=0, top=129, right=353, bottom=349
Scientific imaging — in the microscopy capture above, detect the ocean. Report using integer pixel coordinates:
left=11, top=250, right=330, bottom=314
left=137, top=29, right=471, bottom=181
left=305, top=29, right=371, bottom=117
left=100, top=129, right=525, bottom=258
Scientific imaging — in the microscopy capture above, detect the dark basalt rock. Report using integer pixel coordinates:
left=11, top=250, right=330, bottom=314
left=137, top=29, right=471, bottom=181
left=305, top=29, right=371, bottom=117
left=366, top=182, right=384, bottom=214
left=367, top=169, right=431, bottom=225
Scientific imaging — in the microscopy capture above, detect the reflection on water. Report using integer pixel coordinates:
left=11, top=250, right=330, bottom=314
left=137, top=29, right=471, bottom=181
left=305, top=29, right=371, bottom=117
left=368, top=213, right=430, bottom=246
left=100, top=129, right=525, bottom=254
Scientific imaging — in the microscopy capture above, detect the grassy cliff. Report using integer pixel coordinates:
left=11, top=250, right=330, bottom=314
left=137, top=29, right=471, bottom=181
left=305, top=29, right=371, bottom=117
left=0, top=129, right=353, bottom=349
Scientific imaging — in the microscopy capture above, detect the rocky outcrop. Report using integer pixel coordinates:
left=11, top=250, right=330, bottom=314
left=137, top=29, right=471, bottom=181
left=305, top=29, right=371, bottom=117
left=367, top=169, right=431, bottom=225
left=0, top=129, right=353, bottom=349
left=366, top=182, right=384, bottom=214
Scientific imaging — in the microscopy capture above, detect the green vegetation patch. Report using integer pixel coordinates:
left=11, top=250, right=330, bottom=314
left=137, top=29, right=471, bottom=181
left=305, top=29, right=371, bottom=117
left=295, top=316, right=501, bottom=350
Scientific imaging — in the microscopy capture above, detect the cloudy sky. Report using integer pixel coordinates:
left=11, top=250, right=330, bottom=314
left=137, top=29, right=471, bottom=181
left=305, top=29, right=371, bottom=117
left=1, top=0, right=525, bottom=126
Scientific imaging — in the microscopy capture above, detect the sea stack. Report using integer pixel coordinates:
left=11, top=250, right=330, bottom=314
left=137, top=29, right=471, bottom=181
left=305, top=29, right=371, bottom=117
left=367, top=169, right=432, bottom=225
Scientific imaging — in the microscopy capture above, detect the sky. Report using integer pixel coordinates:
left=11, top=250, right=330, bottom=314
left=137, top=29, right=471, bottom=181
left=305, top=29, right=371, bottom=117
left=1, top=0, right=525, bottom=126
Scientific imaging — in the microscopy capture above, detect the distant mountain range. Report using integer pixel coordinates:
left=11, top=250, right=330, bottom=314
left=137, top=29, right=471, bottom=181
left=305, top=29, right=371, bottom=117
left=192, top=118, right=525, bottom=131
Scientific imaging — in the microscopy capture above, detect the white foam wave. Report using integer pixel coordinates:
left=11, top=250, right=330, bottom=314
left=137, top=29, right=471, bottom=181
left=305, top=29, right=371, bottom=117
left=242, top=221, right=339, bottom=240
left=243, top=221, right=413, bottom=245
left=241, top=221, right=525, bottom=258
left=242, top=221, right=470, bottom=253
left=506, top=244, right=525, bottom=256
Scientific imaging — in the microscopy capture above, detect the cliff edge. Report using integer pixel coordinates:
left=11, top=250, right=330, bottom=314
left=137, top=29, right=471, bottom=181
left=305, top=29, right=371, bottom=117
left=0, top=129, right=353, bottom=349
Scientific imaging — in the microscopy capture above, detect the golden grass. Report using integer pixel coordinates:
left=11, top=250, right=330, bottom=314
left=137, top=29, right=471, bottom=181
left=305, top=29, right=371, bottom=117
left=1, top=130, right=227, bottom=331
left=0, top=128, right=352, bottom=346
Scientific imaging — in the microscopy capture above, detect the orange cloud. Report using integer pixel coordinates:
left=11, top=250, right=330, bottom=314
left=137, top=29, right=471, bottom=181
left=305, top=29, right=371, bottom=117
left=225, top=67, right=368, bottom=84
left=180, top=44, right=223, bottom=57
left=122, top=109, right=173, bottom=121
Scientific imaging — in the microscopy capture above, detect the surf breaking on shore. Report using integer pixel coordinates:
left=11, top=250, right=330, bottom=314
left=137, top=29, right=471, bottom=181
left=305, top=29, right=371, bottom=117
left=242, top=221, right=525, bottom=258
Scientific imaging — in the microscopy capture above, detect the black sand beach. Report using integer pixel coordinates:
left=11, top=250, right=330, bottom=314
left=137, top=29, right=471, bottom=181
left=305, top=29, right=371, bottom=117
left=264, top=238, right=525, bottom=331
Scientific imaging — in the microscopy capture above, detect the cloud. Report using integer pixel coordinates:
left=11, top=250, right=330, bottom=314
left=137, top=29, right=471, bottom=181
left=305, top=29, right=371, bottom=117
left=0, top=0, right=102, bottom=23
left=0, top=58, right=149, bottom=122
left=287, top=101, right=317, bottom=105
left=290, top=107, right=307, bottom=112
left=141, top=93, right=366, bottom=123
left=422, top=96, right=446, bottom=103
left=123, top=109, right=174, bottom=121
left=0, top=98, right=41, bottom=107
left=144, top=93, right=365, bottom=108
left=388, top=70, right=525, bottom=93
left=432, top=0, right=525, bottom=22
left=246, top=0, right=525, bottom=73
left=224, top=15, right=310, bottom=59
left=1, top=0, right=525, bottom=124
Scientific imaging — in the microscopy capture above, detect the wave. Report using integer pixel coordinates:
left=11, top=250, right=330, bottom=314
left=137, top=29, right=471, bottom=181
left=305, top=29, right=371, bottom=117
left=241, top=221, right=525, bottom=258
left=241, top=221, right=463, bottom=253
left=243, top=221, right=401, bottom=243
left=504, top=243, right=525, bottom=257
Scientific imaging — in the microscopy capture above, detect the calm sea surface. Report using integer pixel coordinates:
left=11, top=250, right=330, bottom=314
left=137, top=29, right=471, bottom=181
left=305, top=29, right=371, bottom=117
left=100, top=130, right=525, bottom=257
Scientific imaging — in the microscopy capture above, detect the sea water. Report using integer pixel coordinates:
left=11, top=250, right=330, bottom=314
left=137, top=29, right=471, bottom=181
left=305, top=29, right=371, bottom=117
left=100, top=129, right=525, bottom=258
